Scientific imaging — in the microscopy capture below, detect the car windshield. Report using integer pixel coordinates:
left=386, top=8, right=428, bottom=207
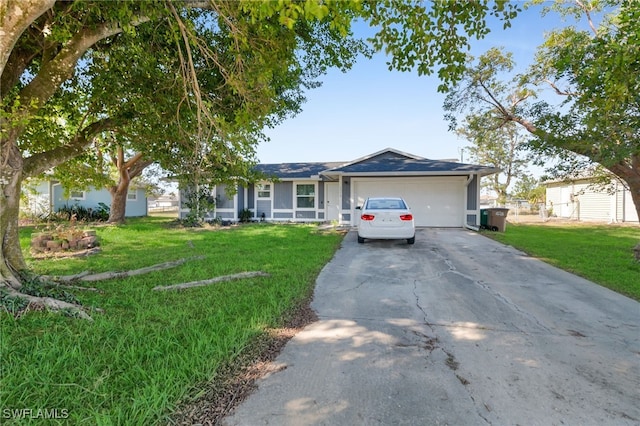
left=365, top=199, right=406, bottom=210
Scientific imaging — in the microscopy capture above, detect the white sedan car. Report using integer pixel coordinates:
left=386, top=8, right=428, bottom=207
left=357, top=197, right=415, bottom=244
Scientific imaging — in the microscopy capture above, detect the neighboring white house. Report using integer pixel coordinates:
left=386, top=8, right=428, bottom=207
left=480, top=194, right=499, bottom=208
left=22, top=179, right=148, bottom=218
left=545, top=178, right=638, bottom=223
left=147, top=194, right=179, bottom=215
left=178, top=148, right=500, bottom=229
left=149, top=194, right=178, bottom=207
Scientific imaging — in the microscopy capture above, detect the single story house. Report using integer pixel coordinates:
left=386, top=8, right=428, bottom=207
left=178, top=148, right=499, bottom=228
left=22, top=180, right=148, bottom=218
left=545, top=178, right=638, bottom=223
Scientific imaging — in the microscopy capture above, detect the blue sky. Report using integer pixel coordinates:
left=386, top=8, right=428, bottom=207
left=256, top=3, right=586, bottom=165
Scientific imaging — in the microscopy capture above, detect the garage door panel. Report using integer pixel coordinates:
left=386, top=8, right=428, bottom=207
left=354, top=177, right=465, bottom=227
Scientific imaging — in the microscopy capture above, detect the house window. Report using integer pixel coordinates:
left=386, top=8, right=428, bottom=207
left=257, top=183, right=271, bottom=198
left=69, top=190, right=85, bottom=200
left=127, top=188, right=137, bottom=201
left=296, top=184, right=315, bottom=208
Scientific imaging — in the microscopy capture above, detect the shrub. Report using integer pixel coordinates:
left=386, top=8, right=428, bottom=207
left=56, top=203, right=110, bottom=222
left=239, top=208, right=253, bottom=223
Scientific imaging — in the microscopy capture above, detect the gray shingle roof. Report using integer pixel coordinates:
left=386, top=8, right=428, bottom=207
left=326, top=156, right=496, bottom=174
left=254, top=149, right=498, bottom=178
left=254, top=162, right=344, bottom=179
left=325, top=150, right=498, bottom=175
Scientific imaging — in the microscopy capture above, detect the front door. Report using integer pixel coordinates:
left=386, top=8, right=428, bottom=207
left=325, top=182, right=340, bottom=222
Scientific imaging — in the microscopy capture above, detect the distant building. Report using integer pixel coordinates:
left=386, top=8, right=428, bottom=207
left=148, top=194, right=179, bottom=213
left=22, top=179, right=148, bottom=218
left=480, top=194, right=499, bottom=208
left=545, top=178, right=638, bottom=223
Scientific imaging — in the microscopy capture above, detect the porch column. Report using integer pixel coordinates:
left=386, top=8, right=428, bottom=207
left=465, top=174, right=481, bottom=230
left=338, top=175, right=343, bottom=225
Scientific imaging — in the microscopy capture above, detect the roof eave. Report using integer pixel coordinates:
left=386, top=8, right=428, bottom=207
left=323, top=169, right=500, bottom=177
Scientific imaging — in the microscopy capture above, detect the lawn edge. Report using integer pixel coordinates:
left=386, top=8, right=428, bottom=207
left=167, top=297, right=319, bottom=424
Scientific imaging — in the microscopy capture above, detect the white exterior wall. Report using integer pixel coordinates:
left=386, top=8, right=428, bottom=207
left=574, top=182, right=609, bottom=221
left=546, top=179, right=638, bottom=223
left=545, top=186, right=562, bottom=217
left=617, top=184, right=639, bottom=223
left=22, top=180, right=52, bottom=217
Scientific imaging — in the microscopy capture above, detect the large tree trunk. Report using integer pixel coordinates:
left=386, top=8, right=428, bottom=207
left=107, top=148, right=152, bottom=224
left=609, top=157, right=640, bottom=223
left=1, top=122, right=113, bottom=289
left=108, top=183, right=129, bottom=224
left=0, top=140, right=28, bottom=289
left=628, top=180, right=640, bottom=224
left=0, top=0, right=42, bottom=288
left=1, top=2, right=152, bottom=316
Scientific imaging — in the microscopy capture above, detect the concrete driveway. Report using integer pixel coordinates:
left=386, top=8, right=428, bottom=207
left=223, top=228, right=640, bottom=425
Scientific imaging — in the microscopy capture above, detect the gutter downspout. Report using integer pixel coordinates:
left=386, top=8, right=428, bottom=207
left=338, top=175, right=343, bottom=226
left=621, top=182, right=626, bottom=222
left=464, top=223, right=480, bottom=232
left=463, top=174, right=480, bottom=232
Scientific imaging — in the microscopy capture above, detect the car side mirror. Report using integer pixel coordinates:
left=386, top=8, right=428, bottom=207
left=356, top=206, right=361, bottom=210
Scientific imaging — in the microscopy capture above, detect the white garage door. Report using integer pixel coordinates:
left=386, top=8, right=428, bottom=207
left=353, top=177, right=466, bottom=227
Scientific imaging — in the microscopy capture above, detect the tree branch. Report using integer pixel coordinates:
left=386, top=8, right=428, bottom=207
left=478, top=79, right=514, bottom=120
left=45, top=256, right=206, bottom=283
left=23, top=118, right=116, bottom=177
left=0, top=0, right=55, bottom=75
left=510, top=115, right=540, bottom=136
left=117, top=145, right=125, bottom=169
left=128, top=158, right=154, bottom=179
left=4, top=287, right=93, bottom=320
left=123, top=151, right=145, bottom=170
left=575, top=0, right=598, bottom=36
left=152, top=271, right=270, bottom=291
left=17, top=16, right=150, bottom=121
left=510, top=91, right=533, bottom=109
left=543, top=79, right=580, bottom=96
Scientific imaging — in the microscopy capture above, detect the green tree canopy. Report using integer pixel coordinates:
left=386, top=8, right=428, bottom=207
left=1, top=0, right=518, bottom=309
left=456, top=116, right=530, bottom=205
left=444, top=0, right=640, bottom=221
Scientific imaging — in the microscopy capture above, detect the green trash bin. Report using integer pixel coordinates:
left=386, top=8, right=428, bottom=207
left=480, top=209, right=489, bottom=229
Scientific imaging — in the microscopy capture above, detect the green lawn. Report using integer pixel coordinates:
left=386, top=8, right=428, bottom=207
left=1, top=218, right=344, bottom=424
left=2, top=218, right=638, bottom=424
left=486, top=222, right=640, bottom=301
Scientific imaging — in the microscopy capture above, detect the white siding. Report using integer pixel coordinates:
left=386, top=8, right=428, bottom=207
left=546, top=186, right=562, bottom=217
left=576, top=186, right=610, bottom=221
left=546, top=179, right=638, bottom=223
left=620, top=188, right=639, bottom=222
